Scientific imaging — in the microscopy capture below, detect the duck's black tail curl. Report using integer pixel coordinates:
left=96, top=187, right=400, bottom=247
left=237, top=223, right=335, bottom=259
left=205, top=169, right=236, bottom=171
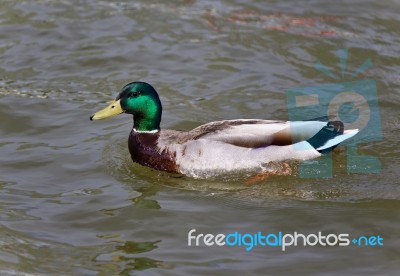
left=306, top=121, right=345, bottom=154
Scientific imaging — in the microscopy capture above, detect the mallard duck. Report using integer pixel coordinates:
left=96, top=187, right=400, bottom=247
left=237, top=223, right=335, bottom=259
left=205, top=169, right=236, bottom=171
left=90, top=82, right=358, bottom=178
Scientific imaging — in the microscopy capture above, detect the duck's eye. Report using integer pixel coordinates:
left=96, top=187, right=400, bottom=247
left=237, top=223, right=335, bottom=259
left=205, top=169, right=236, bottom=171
left=129, top=91, right=141, bottom=98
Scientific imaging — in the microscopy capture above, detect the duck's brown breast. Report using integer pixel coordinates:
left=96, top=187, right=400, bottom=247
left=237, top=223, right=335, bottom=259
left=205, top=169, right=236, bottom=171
left=128, top=130, right=179, bottom=173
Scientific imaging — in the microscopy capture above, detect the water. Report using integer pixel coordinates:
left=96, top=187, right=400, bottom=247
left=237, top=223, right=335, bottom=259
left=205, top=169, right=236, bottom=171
left=1, top=0, right=400, bottom=275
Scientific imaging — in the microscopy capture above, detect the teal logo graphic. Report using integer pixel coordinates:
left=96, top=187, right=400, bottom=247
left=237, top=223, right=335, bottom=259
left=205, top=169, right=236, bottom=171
left=286, top=49, right=381, bottom=178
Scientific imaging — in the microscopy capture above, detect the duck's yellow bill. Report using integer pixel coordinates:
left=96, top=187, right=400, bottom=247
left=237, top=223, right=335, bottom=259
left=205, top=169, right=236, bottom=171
left=90, top=99, right=123, bottom=120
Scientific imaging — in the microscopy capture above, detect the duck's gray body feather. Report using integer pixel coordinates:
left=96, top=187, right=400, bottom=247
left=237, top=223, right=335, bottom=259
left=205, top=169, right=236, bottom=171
left=143, top=119, right=358, bottom=178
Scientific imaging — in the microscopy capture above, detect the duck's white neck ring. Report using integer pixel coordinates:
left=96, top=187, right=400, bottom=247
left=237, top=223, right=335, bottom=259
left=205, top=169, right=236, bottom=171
left=132, top=128, right=160, bottom=134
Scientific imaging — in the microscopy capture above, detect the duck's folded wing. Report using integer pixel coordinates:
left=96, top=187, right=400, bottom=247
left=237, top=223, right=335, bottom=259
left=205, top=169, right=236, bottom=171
left=193, top=119, right=329, bottom=148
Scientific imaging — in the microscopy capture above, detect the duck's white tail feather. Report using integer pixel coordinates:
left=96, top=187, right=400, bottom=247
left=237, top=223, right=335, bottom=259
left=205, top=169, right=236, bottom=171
left=316, top=129, right=359, bottom=151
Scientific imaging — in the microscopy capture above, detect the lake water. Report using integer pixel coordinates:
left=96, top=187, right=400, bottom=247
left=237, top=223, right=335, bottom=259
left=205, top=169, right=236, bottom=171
left=1, top=0, right=400, bottom=275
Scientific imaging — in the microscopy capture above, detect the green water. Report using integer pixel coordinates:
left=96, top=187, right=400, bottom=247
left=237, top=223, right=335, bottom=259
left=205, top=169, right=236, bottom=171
left=1, top=0, right=399, bottom=275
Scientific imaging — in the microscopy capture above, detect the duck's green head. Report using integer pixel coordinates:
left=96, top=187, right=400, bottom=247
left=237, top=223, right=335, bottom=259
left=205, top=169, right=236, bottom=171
left=90, top=82, right=162, bottom=132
